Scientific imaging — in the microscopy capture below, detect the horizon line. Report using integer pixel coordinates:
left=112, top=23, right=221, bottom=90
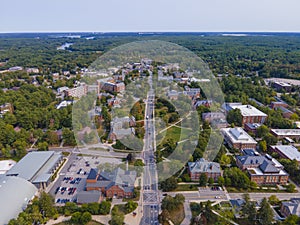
left=1, top=30, right=300, bottom=34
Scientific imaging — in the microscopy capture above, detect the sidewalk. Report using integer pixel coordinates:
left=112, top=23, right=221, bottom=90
left=181, top=201, right=192, bottom=225
left=45, top=216, right=71, bottom=225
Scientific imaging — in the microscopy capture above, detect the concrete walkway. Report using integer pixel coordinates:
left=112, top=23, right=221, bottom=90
left=124, top=204, right=143, bottom=225
left=92, top=215, right=111, bottom=224
left=45, top=216, right=71, bottom=225
left=181, top=202, right=192, bottom=225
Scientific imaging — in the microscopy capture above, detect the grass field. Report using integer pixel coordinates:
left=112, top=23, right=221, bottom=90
left=174, top=184, right=199, bottom=192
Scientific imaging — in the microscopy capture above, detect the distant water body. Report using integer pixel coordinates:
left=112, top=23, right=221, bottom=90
left=57, top=43, right=73, bottom=50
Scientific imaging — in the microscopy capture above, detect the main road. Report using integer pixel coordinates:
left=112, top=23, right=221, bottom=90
left=140, top=75, right=160, bottom=225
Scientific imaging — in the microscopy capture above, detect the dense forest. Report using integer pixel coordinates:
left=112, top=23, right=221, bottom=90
left=0, top=33, right=300, bottom=78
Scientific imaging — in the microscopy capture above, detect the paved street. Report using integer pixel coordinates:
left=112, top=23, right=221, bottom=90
left=140, top=75, right=160, bottom=225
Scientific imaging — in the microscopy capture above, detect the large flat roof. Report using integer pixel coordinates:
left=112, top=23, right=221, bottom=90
left=0, top=176, right=37, bottom=225
left=221, top=127, right=257, bottom=144
left=6, top=151, right=55, bottom=181
left=272, top=145, right=300, bottom=161
left=230, top=104, right=267, bottom=117
left=271, top=129, right=300, bottom=136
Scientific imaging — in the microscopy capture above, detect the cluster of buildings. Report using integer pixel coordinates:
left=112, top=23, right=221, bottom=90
left=77, top=167, right=137, bottom=203
left=57, top=78, right=126, bottom=99
left=0, top=151, right=64, bottom=225
left=108, top=116, right=136, bottom=141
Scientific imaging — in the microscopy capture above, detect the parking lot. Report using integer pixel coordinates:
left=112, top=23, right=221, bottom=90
left=52, top=155, right=122, bottom=205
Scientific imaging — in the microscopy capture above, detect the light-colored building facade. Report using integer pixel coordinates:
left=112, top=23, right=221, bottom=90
left=221, top=127, right=257, bottom=150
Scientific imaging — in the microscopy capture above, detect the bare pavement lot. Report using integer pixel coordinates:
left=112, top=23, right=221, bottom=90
left=49, top=153, right=122, bottom=204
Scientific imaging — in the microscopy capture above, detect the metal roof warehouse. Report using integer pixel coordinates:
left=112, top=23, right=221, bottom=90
left=6, top=151, right=63, bottom=189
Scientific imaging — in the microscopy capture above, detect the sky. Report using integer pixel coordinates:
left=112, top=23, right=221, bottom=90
left=1, top=0, right=300, bottom=33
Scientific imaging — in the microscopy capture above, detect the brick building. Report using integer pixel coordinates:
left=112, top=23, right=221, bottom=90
left=221, top=127, right=257, bottom=150
left=236, top=155, right=289, bottom=185
left=223, top=103, right=267, bottom=126
left=85, top=167, right=136, bottom=198
left=187, top=158, right=221, bottom=182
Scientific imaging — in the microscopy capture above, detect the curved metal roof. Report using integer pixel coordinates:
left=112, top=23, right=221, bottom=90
left=0, top=176, right=37, bottom=225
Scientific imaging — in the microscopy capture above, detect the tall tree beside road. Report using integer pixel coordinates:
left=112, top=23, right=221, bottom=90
left=241, top=193, right=257, bottom=222
left=160, top=176, right=178, bottom=192
left=257, top=198, right=274, bottom=225
left=199, top=173, right=208, bottom=187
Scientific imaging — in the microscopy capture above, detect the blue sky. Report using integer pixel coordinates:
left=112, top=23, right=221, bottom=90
left=1, top=0, right=300, bottom=32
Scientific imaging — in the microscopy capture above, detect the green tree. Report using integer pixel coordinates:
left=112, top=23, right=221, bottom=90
left=125, top=200, right=138, bottom=214
left=37, top=141, right=48, bottom=151
left=39, top=192, right=57, bottom=218
left=286, top=183, right=296, bottom=193
left=199, top=173, right=208, bottom=187
left=86, top=202, right=99, bottom=215
left=208, top=177, right=214, bottom=186
left=81, top=212, right=92, bottom=224
left=241, top=193, right=257, bottom=221
left=220, top=154, right=231, bottom=167
left=226, top=109, right=243, bottom=127
left=268, top=195, right=280, bottom=205
left=256, top=125, right=269, bottom=138
left=99, top=201, right=111, bottom=215
left=259, top=140, right=267, bottom=152
left=160, top=176, right=178, bottom=192
left=283, top=215, right=300, bottom=225
left=218, top=176, right=225, bottom=186
left=70, top=212, right=81, bottom=224
left=13, top=139, right=27, bottom=158
left=257, top=198, right=274, bottom=225
left=110, top=207, right=124, bottom=225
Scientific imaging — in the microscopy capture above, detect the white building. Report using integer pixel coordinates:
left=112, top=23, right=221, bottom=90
left=221, top=127, right=257, bottom=150
left=0, top=160, right=16, bottom=174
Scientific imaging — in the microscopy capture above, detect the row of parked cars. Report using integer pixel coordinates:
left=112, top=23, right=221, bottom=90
left=56, top=199, right=71, bottom=203
left=55, top=186, right=77, bottom=195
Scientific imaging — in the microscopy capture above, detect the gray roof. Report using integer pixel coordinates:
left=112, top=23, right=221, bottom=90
left=86, top=167, right=136, bottom=193
left=272, top=145, right=300, bottom=161
left=282, top=198, right=300, bottom=216
left=188, top=158, right=221, bottom=174
left=259, top=160, right=279, bottom=173
left=77, top=191, right=101, bottom=204
left=6, top=151, right=62, bottom=184
left=230, top=199, right=245, bottom=209
left=237, top=155, right=266, bottom=166
left=0, top=176, right=37, bottom=225
left=6, top=151, right=55, bottom=181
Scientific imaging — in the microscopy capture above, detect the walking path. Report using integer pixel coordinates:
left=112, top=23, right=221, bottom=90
left=181, top=202, right=192, bottom=225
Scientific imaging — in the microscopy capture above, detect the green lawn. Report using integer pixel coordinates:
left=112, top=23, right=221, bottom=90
left=226, top=186, right=295, bottom=193
left=174, top=184, right=199, bottom=192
